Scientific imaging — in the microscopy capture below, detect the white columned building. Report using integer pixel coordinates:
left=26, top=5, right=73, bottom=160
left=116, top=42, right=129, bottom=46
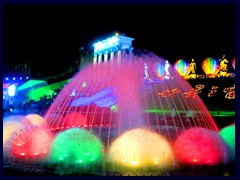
left=92, top=34, right=134, bottom=64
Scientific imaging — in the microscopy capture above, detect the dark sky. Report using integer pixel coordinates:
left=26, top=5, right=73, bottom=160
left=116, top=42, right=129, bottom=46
left=3, top=4, right=235, bottom=77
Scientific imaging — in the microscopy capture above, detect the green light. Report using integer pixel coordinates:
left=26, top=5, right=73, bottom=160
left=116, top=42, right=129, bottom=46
left=110, top=105, right=118, bottom=112
left=18, top=80, right=47, bottom=91
left=145, top=109, right=235, bottom=117
left=26, top=79, right=70, bottom=102
left=219, top=124, right=235, bottom=156
left=82, top=82, right=87, bottom=88
left=49, top=128, right=104, bottom=166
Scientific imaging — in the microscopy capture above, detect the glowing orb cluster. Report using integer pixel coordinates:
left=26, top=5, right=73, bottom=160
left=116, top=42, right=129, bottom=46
left=174, top=59, right=189, bottom=76
left=202, top=57, right=220, bottom=75
left=107, top=128, right=174, bottom=169
left=3, top=120, right=24, bottom=149
left=173, top=128, right=229, bottom=165
left=64, top=112, right=87, bottom=127
left=219, top=124, right=235, bottom=159
left=10, top=127, right=53, bottom=158
left=25, top=114, right=45, bottom=126
left=49, top=128, right=104, bottom=166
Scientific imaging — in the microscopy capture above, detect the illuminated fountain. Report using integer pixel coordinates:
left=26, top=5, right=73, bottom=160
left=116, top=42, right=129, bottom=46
left=3, top=51, right=234, bottom=175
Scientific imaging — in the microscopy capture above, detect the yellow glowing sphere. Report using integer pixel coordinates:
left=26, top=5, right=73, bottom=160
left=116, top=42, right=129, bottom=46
left=3, top=121, right=24, bottom=148
left=25, top=114, right=45, bottom=126
left=107, top=128, right=174, bottom=169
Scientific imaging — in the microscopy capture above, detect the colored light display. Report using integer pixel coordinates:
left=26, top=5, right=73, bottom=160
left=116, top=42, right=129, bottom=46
left=18, top=80, right=47, bottom=91
left=93, top=36, right=120, bottom=53
left=11, top=127, right=53, bottom=158
left=219, top=124, right=235, bottom=159
left=173, top=128, right=229, bottom=165
left=70, top=87, right=117, bottom=107
left=8, top=84, right=16, bottom=96
left=174, top=59, right=189, bottom=76
left=232, top=58, right=235, bottom=69
left=3, top=121, right=24, bottom=149
left=26, top=79, right=70, bottom=102
left=64, top=112, right=87, bottom=127
left=154, top=62, right=167, bottom=80
left=25, top=114, right=45, bottom=126
left=49, top=128, right=104, bottom=166
left=202, top=57, right=220, bottom=75
left=107, top=128, right=174, bottom=169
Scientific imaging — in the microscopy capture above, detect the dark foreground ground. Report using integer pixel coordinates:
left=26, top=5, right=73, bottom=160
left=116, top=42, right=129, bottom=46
left=3, top=161, right=235, bottom=176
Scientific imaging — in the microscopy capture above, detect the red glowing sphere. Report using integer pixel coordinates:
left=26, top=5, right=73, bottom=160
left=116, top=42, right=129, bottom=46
left=173, top=128, right=228, bottom=165
left=11, top=127, right=54, bottom=158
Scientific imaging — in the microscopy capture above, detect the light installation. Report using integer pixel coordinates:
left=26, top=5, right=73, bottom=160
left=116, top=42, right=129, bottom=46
left=8, top=84, right=16, bottom=96
left=3, top=121, right=24, bottom=149
left=202, top=57, right=220, bottom=75
left=173, top=128, right=229, bottom=165
left=107, top=128, right=174, bottom=169
left=25, top=114, right=45, bottom=126
left=10, top=127, right=53, bottom=158
left=174, top=59, right=189, bottom=76
left=154, top=61, right=167, bottom=80
left=70, top=87, right=117, bottom=107
left=49, top=128, right=104, bottom=166
left=93, top=36, right=120, bottom=53
left=18, top=80, right=47, bottom=91
left=219, top=124, right=235, bottom=160
left=3, top=51, right=234, bottom=175
left=25, top=79, right=70, bottom=102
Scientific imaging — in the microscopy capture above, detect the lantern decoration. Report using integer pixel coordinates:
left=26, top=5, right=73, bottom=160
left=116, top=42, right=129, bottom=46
left=202, top=57, right=220, bottom=75
left=174, top=59, right=189, bottom=76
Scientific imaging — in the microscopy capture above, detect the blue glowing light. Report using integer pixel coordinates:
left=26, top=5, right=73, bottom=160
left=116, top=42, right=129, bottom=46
left=70, top=87, right=117, bottom=107
left=93, top=36, right=120, bottom=53
left=8, top=84, right=16, bottom=96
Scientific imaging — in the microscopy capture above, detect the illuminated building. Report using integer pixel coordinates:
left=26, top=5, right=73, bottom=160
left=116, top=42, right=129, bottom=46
left=92, top=33, right=134, bottom=64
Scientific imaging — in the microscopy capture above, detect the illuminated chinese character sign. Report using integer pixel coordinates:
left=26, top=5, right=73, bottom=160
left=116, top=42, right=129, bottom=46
left=157, top=78, right=235, bottom=111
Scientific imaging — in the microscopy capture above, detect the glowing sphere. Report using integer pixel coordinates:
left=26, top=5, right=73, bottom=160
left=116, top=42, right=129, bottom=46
left=64, top=112, right=87, bottom=127
left=173, top=128, right=229, bottom=165
left=3, top=115, right=30, bottom=125
left=202, top=57, right=220, bottom=75
left=232, top=57, right=235, bottom=69
left=219, top=124, right=235, bottom=159
left=11, top=127, right=53, bottom=158
left=49, top=128, right=104, bottom=166
left=154, top=62, right=167, bottom=80
left=107, top=128, right=174, bottom=169
left=3, top=121, right=24, bottom=149
left=174, top=59, right=189, bottom=76
left=25, top=114, right=45, bottom=126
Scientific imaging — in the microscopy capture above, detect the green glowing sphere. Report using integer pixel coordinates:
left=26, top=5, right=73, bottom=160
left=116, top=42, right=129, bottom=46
left=49, top=128, right=104, bottom=166
left=219, top=124, right=235, bottom=158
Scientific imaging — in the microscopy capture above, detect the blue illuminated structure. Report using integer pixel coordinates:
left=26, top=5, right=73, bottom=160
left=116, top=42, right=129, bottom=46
left=70, top=87, right=117, bottom=107
left=92, top=33, right=134, bottom=64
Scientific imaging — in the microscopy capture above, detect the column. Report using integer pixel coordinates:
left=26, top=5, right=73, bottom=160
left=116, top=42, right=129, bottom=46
left=98, top=53, right=102, bottom=64
left=129, top=46, right=134, bottom=63
left=117, top=50, right=121, bottom=64
left=104, top=52, right=108, bottom=62
left=93, top=53, right=97, bottom=64
left=110, top=51, right=114, bottom=61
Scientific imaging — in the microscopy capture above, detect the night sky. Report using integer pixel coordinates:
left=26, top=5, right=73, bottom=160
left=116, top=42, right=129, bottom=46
left=3, top=4, right=235, bottom=77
